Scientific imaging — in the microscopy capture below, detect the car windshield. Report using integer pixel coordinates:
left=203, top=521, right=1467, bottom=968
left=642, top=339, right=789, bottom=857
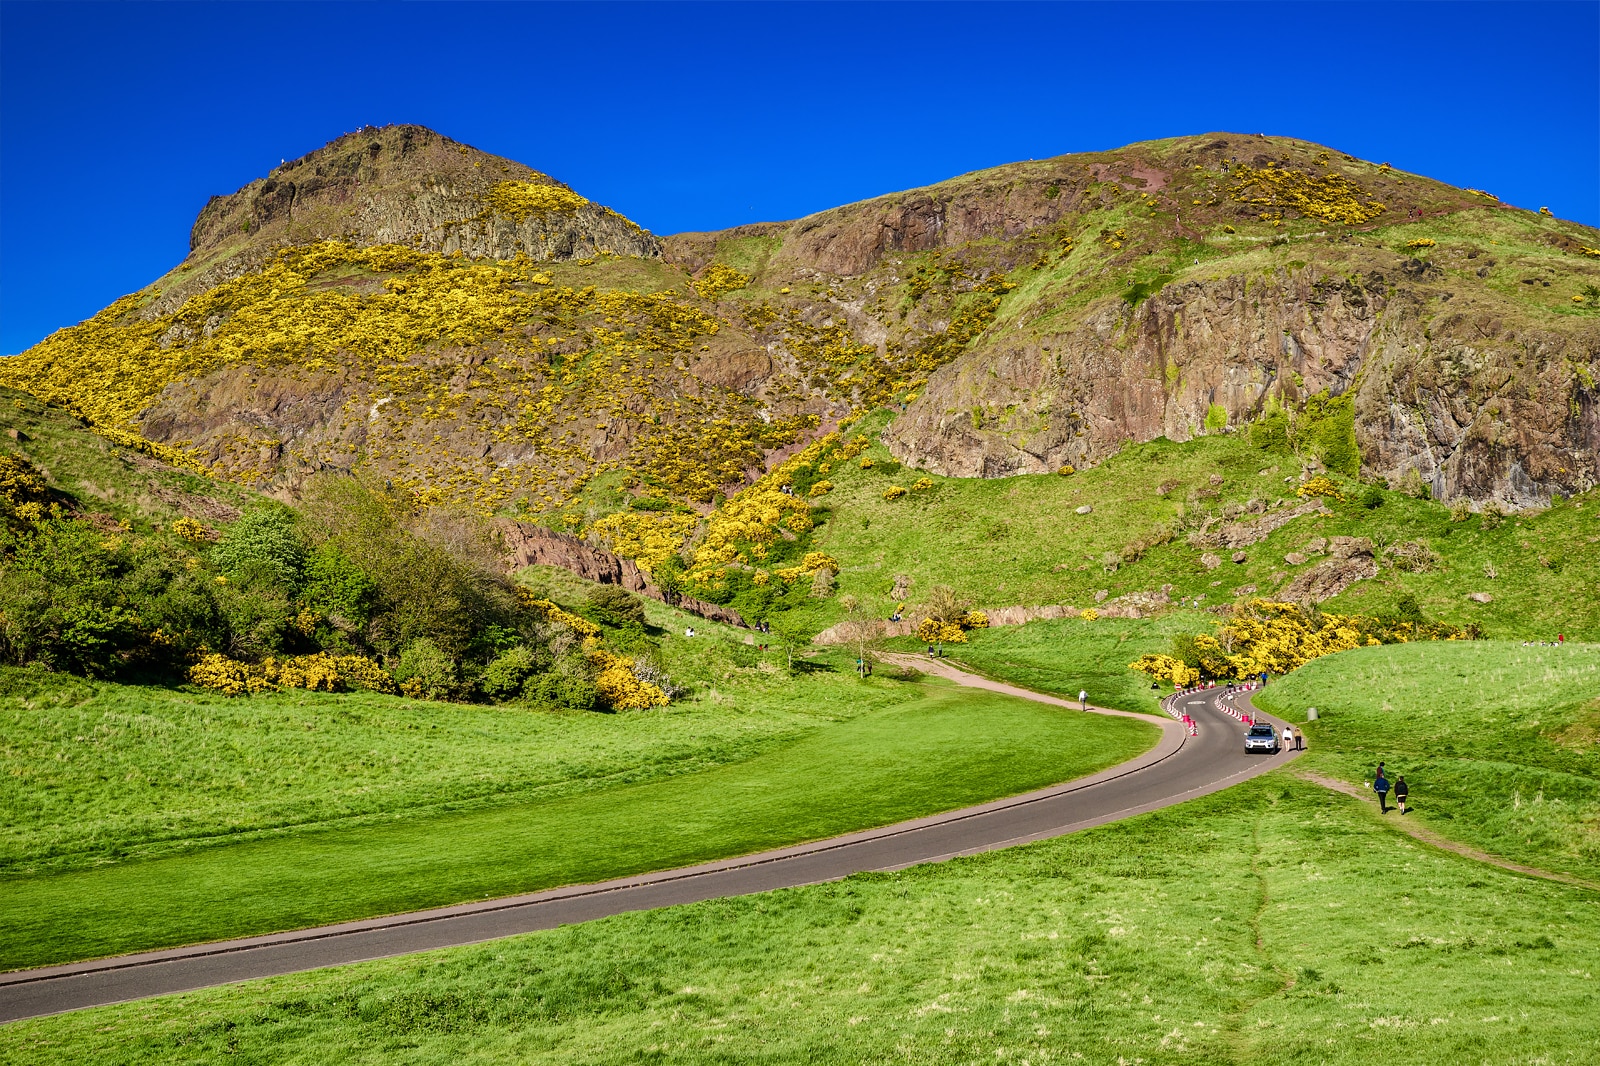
left=1248, top=725, right=1275, bottom=736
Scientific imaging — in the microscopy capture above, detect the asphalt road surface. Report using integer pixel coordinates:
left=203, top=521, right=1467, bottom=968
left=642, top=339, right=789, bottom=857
left=0, top=661, right=1298, bottom=1023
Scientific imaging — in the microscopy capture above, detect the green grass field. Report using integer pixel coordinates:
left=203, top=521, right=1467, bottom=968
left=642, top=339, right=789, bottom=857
left=895, top=612, right=1201, bottom=715
left=0, top=668, right=1154, bottom=970
left=0, top=644, right=893, bottom=877
left=8, top=774, right=1595, bottom=1065
left=1255, top=640, right=1600, bottom=884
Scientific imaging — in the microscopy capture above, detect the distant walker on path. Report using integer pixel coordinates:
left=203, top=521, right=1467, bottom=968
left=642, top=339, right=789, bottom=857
left=1395, top=775, right=1409, bottom=814
left=1374, top=767, right=1390, bottom=812
left=1079, top=689, right=1088, bottom=711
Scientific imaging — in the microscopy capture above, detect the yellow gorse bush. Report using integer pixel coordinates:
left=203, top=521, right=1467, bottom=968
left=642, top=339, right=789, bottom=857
left=692, top=264, right=750, bottom=300
left=1131, top=599, right=1473, bottom=685
left=481, top=180, right=589, bottom=222
left=1228, top=162, right=1385, bottom=226
left=586, top=645, right=669, bottom=709
left=188, top=652, right=396, bottom=695
left=689, top=434, right=838, bottom=579
left=169, top=516, right=212, bottom=542
left=515, top=589, right=602, bottom=639
left=1296, top=476, right=1344, bottom=500
left=0, top=454, right=50, bottom=509
left=589, top=510, right=699, bottom=574
left=917, top=618, right=967, bottom=644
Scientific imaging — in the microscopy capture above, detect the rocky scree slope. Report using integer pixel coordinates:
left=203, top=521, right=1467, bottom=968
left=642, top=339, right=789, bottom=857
left=2, top=129, right=1597, bottom=526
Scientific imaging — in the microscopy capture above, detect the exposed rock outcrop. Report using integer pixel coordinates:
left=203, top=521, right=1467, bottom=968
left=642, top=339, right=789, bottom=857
left=153, top=125, right=659, bottom=317
left=495, top=520, right=748, bottom=628
left=886, top=266, right=1600, bottom=507
left=1279, top=537, right=1379, bottom=602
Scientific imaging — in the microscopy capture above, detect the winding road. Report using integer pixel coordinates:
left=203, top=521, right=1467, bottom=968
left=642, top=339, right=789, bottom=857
left=0, top=659, right=1299, bottom=1023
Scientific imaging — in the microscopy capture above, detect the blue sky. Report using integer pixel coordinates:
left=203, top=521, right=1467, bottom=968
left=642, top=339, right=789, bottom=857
left=2, top=0, right=1596, bottom=353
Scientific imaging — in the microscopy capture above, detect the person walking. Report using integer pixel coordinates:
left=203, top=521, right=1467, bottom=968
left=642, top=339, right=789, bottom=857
left=1394, top=775, right=1409, bottom=815
left=1374, top=767, right=1391, bottom=813
left=1079, top=689, right=1088, bottom=711
left=1280, top=724, right=1294, bottom=753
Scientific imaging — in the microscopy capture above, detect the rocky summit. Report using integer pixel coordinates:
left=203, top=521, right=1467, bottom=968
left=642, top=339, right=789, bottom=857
left=3, top=125, right=1597, bottom=516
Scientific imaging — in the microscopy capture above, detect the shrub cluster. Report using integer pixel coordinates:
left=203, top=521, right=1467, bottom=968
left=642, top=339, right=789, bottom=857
left=1131, top=598, right=1477, bottom=685
left=0, top=460, right=676, bottom=711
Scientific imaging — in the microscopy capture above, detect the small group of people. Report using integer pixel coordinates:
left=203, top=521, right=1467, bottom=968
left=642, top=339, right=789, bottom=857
left=1521, top=635, right=1566, bottom=646
left=1371, top=762, right=1410, bottom=814
left=1279, top=724, right=1305, bottom=751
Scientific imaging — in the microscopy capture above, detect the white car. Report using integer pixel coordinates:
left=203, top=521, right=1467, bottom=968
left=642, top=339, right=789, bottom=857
left=1244, top=723, right=1279, bottom=754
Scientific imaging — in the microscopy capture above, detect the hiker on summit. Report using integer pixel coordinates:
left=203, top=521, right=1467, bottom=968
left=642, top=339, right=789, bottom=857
left=1374, top=766, right=1391, bottom=812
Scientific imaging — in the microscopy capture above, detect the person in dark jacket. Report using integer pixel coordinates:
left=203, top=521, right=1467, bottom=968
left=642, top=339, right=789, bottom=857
left=1394, top=775, right=1409, bottom=814
left=1374, top=768, right=1390, bottom=812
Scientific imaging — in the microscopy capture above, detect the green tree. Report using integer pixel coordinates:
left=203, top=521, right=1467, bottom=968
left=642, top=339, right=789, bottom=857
left=211, top=508, right=306, bottom=590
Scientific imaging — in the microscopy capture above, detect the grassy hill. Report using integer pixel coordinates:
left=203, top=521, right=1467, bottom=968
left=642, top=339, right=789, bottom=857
left=798, top=420, right=1600, bottom=641
left=1256, top=640, right=1600, bottom=883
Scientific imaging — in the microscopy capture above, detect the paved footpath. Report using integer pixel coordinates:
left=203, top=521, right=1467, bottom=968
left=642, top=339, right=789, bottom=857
left=0, top=662, right=1298, bottom=1023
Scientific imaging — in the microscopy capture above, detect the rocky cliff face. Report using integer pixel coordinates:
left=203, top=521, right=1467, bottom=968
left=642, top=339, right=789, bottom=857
left=884, top=262, right=1600, bottom=507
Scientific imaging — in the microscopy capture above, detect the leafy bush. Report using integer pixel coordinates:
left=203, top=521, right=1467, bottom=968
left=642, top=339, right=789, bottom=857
left=301, top=544, right=378, bottom=632
left=211, top=509, right=306, bottom=589
left=480, top=646, right=538, bottom=702
left=524, top=672, right=597, bottom=710
left=587, top=585, right=645, bottom=628
left=1294, top=390, right=1359, bottom=477
left=1360, top=485, right=1385, bottom=509
left=1249, top=405, right=1291, bottom=453
left=392, top=638, right=459, bottom=700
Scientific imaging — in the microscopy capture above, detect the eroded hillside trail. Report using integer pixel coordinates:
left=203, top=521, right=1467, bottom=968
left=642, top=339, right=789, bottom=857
left=1297, top=771, right=1600, bottom=892
left=0, top=659, right=1298, bottom=1023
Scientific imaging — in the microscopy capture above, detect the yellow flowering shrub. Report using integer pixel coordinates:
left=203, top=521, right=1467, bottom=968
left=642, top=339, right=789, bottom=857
left=692, top=264, right=750, bottom=300
left=587, top=646, right=669, bottom=709
left=917, top=618, right=967, bottom=644
left=1296, top=476, right=1344, bottom=500
left=1130, top=599, right=1473, bottom=685
left=1229, top=163, right=1384, bottom=226
left=1405, top=238, right=1437, bottom=249
left=1080, top=608, right=1100, bottom=621
left=0, top=454, right=50, bottom=510
left=690, top=435, right=838, bottom=578
left=169, top=516, right=212, bottom=542
left=883, top=485, right=907, bottom=501
left=589, top=510, right=699, bottom=574
left=481, top=180, right=588, bottom=222
left=189, top=653, right=396, bottom=695
left=515, top=588, right=602, bottom=639
left=771, top=552, right=837, bottom=584
left=808, top=479, right=833, bottom=497
left=1128, top=653, right=1196, bottom=687
left=912, top=477, right=934, bottom=490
